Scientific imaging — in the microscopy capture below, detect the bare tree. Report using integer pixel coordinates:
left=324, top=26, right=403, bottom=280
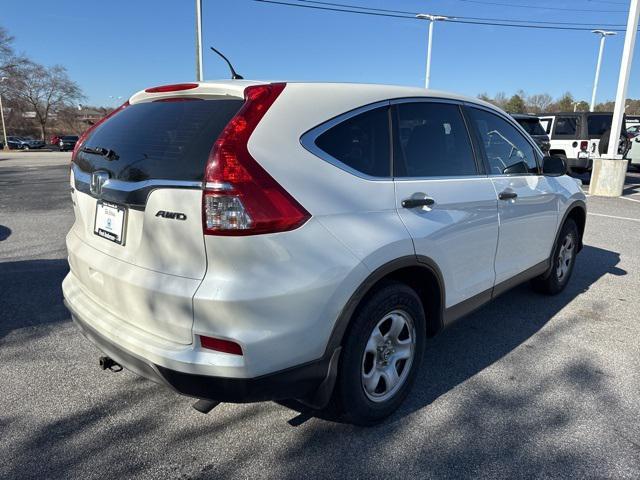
left=527, top=93, right=553, bottom=114
left=0, top=26, right=14, bottom=64
left=9, top=61, right=84, bottom=140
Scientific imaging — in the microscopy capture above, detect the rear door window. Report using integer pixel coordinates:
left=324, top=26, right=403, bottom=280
left=73, top=98, right=244, bottom=181
left=392, top=102, right=478, bottom=177
left=314, top=106, right=391, bottom=177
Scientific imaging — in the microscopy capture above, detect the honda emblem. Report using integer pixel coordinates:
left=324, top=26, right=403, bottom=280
left=90, top=171, right=109, bottom=196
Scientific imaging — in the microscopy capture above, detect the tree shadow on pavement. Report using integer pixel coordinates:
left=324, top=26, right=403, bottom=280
left=0, top=247, right=633, bottom=479
left=0, top=259, right=69, bottom=341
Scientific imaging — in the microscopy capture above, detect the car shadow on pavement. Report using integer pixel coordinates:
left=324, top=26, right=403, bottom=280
left=0, top=258, right=69, bottom=341
left=262, top=245, right=631, bottom=478
left=285, top=245, right=625, bottom=426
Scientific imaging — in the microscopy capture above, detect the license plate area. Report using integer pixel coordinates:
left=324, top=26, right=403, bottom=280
left=94, top=200, right=127, bottom=245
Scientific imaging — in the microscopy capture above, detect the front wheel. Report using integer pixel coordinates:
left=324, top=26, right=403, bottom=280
left=333, top=282, right=426, bottom=425
left=531, top=219, right=579, bottom=295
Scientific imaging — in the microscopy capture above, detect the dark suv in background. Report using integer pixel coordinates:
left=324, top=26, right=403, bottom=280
left=511, top=113, right=550, bottom=155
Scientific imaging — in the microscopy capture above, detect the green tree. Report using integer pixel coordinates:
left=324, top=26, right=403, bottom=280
left=574, top=100, right=590, bottom=112
left=554, top=92, right=575, bottom=112
left=505, top=94, right=526, bottom=113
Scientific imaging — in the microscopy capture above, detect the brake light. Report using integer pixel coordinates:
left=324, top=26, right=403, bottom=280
left=72, top=101, right=129, bottom=162
left=580, top=141, right=589, bottom=151
left=200, top=336, right=243, bottom=355
left=145, top=83, right=199, bottom=93
left=202, top=83, right=310, bottom=236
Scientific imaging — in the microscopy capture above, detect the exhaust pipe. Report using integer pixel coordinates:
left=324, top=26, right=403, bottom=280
left=99, top=356, right=123, bottom=372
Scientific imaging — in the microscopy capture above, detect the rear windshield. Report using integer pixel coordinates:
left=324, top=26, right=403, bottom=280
left=73, top=98, right=243, bottom=181
left=62, top=136, right=78, bottom=141
left=516, top=118, right=546, bottom=136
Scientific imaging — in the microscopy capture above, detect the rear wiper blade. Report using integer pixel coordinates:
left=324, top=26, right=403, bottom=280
left=81, top=146, right=119, bottom=161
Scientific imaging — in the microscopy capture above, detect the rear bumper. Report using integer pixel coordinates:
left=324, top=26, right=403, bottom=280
left=65, top=295, right=336, bottom=403
left=566, top=156, right=592, bottom=170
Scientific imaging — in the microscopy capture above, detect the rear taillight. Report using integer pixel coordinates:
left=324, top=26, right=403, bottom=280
left=202, top=83, right=310, bottom=236
left=72, top=101, right=129, bottom=162
left=580, top=141, right=589, bottom=151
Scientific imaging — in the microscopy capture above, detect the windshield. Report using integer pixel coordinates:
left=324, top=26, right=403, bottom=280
left=73, top=97, right=243, bottom=182
left=516, top=118, right=546, bottom=136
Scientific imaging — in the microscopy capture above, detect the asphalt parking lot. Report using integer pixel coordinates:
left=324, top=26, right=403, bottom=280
left=1, top=151, right=639, bottom=479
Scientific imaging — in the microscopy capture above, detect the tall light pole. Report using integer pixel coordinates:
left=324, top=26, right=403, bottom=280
left=416, top=14, right=450, bottom=89
left=590, top=0, right=640, bottom=197
left=0, top=77, right=8, bottom=152
left=590, top=30, right=616, bottom=112
left=195, top=0, right=204, bottom=82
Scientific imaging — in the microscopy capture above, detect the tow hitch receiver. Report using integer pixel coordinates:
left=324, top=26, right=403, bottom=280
left=99, top=356, right=123, bottom=372
left=192, top=399, right=220, bottom=414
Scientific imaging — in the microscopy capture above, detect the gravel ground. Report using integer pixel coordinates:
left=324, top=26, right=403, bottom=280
left=1, top=151, right=639, bottom=479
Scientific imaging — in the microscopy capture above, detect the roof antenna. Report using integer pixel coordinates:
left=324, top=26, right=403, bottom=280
left=209, top=47, right=244, bottom=80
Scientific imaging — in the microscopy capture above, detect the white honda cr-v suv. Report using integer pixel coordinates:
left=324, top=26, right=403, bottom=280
left=63, top=81, right=586, bottom=425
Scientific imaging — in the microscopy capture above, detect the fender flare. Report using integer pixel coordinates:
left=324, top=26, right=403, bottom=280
left=323, top=254, right=446, bottom=356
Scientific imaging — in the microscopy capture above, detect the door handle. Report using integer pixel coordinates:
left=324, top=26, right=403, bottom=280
left=402, top=197, right=435, bottom=208
left=498, top=190, right=518, bottom=200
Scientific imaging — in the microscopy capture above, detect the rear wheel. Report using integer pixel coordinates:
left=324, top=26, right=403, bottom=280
left=333, top=282, right=426, bottom=425
left=531, top=219, right=578, bottom=295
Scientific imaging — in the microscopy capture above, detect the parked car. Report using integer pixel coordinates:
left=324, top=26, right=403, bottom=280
left=511, top=113, right=550, bottom=154
left=3, top=137, right=24, bottom=149
left=626, top=115, right=640, bottom=128
left=627, top=125, right=640, bottom=137
left=627, top=135, right=640, bottom=170
left=6, top=135, right=45, bottom=150
left=537, top=112, right=627, bottom=173
left=62, top=81, right=586, bottom=425
left=58, top=135, right=79, bottom=151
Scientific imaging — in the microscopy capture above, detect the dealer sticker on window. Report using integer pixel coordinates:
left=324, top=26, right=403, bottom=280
left=94, top=201, right=127, bottom=245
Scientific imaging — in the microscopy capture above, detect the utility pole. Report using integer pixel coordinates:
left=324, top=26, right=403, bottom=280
left=416, top=14, right=450, bottom=89
left=0, top=77, right=8, bottom=151
left=590, top=0, right=639, bottom=197
left=195, top=0, right=204, bottom=82
left=590, top=30, right=616, bottom=112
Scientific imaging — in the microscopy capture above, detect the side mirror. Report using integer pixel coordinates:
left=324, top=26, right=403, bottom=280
left=542, top=155, right=567, bottom=176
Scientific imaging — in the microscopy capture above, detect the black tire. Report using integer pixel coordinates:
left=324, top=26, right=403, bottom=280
left=332, top=281, right=426, bottom=425
left=531, top=219, right=579, bottom=295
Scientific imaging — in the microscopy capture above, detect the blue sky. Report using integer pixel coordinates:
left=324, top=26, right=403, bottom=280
left=3, top=0, right=639, bottom=106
